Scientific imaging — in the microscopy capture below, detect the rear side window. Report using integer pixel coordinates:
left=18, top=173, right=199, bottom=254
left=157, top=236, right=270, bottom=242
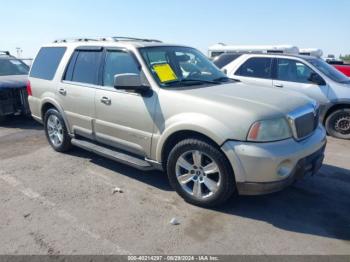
left=235, top=57, right=272, bottom=79
left=30, top=47, right=66, bottom=80
left=213, top=54, right=241, bottom=69
left=64, top=50, right=102, bottom=85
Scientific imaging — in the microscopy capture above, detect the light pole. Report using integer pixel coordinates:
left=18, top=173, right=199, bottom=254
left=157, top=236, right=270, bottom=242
left=16, top=47, right=23, bottom=58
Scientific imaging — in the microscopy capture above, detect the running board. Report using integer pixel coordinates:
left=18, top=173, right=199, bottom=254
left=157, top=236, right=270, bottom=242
left=71, top=138, right=154, bottom=171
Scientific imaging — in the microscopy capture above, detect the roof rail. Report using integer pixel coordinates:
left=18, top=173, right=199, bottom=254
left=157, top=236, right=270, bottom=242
left=111, top=36, right=162, bottom=43
left=0, top=51, right=10, bottom=55
left=53, top=36, right=162, bottom=43
left=53, top=38, right=100, bottom=43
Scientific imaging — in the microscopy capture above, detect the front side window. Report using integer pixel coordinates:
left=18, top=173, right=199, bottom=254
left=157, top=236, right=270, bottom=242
left=0, top=59, right=29, bottom=76
left=276, top=58, right=315, bottom=84
left=140, top=46, right=229, bottom=88
left=103, top=51, right=140, bottom=87
left=30, top=47, right=66, bottom=80
left=306, top=58, right=350, bottom=84
left=65, top=50, right=102, bottom=85
left=235, top=57, right=272, bottom=79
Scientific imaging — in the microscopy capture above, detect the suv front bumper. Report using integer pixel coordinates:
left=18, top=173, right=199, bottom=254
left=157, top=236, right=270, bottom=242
left=221, top=125, right=327, bottom=195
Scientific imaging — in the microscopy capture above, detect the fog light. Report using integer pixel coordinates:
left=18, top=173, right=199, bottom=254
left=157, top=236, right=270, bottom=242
left=277, top=160, right=293, bottom=177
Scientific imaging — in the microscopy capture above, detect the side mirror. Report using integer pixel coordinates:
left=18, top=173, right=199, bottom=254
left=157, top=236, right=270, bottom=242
left=221, top=68, right=228, bottom=75
left=308, top=73, right=326, bottom=86
left=114, top=73, right=150, bottom=94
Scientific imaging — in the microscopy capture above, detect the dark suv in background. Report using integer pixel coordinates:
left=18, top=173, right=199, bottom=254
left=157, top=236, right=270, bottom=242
left=0, top=51, right=30, bottom=122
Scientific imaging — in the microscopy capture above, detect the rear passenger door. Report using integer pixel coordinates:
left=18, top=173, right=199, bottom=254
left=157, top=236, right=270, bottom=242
left=59, top=47, right=103, bottom=139
left=94, top=48, right=156, bottom=157
left=232, top=57, right=273, bottom=87
left=272, top=58, right=329, bottom=104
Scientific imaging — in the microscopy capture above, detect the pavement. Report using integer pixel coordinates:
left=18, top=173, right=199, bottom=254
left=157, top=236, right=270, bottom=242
left=0, top=116, right=349, bottom=255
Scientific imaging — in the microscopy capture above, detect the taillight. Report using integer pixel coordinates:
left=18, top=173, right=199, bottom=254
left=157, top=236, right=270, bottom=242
left=26, top=80, right=32, bottom=96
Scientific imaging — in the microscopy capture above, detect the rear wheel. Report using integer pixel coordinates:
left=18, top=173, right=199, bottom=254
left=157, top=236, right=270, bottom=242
left=44, top=109, right=72, bottom=152
left=167, top=138, right=235, bottom=207
left=325, top=108, right=350, bottom=140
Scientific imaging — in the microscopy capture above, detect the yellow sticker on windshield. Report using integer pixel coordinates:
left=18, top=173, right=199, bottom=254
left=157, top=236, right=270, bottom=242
left=153, top=63, right=177, bottom=83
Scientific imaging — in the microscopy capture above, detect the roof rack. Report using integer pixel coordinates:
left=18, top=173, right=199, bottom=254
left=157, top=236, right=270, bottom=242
left=299, top=48, right=323, bottom=58
left=208, top=44, right=299, bottom=58
left=53, top=36, right=162, bottom=43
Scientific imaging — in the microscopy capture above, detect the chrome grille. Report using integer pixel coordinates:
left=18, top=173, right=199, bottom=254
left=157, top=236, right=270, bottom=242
left=288, top=105, right=319, bottom=140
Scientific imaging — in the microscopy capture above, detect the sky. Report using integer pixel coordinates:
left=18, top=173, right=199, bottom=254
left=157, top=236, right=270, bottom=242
left=1, top=0, right=349, bottom=58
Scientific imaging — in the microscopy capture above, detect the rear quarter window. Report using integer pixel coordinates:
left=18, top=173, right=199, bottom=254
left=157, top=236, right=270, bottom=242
left=30, top=47, right=66, bottom=80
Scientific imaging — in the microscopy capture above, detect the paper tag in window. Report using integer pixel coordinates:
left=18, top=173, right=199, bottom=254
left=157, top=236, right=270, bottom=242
left=153, top=63, right=177, bottom=83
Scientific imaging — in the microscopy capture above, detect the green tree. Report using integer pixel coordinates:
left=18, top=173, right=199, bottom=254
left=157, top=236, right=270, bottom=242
left=340, top=54, right=350, bottom=63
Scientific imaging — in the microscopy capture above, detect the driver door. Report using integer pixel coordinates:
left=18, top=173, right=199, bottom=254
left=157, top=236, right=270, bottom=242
left=94, top=48, right=157, bottom=157
left=272, top=58, right=329, bottom=105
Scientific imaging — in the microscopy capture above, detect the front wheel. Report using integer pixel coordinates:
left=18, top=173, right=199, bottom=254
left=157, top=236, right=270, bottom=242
left=44, top=109, right=72, bottom=152
left=325, top=109, right=350, bottom=140
left=167, top=138, right=236, bottom=207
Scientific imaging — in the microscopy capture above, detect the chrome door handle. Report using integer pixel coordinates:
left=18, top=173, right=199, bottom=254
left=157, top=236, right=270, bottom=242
left=58, top=88, right=67, bottom=95
left=100, top=97, right=111, bottom=105
left=274, top=83, right=283, bottom=88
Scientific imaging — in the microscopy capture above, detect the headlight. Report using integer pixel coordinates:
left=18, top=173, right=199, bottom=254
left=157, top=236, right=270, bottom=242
left=247, top=118, right=292, bottom=142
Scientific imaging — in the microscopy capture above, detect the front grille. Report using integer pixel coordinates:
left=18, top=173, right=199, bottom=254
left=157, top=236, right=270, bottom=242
left=289, top=106, right=319, bottom=140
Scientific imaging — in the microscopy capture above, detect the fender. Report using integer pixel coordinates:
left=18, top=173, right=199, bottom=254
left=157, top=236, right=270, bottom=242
left=153, top=112, right=238, bottom=163
left=40, top=97, right=73, bottom=135
left=321, top=99, right=350, bottom=122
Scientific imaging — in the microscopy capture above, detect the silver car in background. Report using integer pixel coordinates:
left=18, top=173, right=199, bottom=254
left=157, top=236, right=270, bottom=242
left=213, top=51, right=350, bottom=140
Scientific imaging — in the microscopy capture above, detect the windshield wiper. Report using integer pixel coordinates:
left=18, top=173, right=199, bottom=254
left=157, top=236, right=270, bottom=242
left=213, top=76, right=240, bottom=82
left=165, top=79, right=221, bottom=87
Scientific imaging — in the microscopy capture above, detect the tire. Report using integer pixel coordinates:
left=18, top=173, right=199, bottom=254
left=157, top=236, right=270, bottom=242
left=44, top=108, right=72, bottom=152
left=325, top=108, right=350, bottom=140
left=167, top=138, right=236, bottom=207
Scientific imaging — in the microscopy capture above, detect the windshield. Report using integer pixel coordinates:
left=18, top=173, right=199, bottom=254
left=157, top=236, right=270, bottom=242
left=0, top=59, right=29, bottom=76
left=306, top=58, right=350, bottom=84
left=139, top=46, right=229, bottom=87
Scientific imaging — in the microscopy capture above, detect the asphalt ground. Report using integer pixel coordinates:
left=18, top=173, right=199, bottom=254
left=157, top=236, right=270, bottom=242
left=0, top=116, right=349, bottom=255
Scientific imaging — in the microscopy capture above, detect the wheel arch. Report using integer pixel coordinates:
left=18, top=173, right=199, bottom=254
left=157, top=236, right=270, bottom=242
left=40, top=98, right=72, bottom=134
left=323, top=102, right=350, bottom=124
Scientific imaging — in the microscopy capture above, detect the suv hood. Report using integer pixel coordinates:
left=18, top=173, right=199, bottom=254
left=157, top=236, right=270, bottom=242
left=183, top=82, right=314, bottom=116
left=0, top=75, right=28, bottom=90
left=158, top=82, right=315, bottom=141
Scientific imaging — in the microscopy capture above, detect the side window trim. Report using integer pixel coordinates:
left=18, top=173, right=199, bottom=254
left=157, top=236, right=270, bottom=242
left=62, top=47, right=103, bottom=86
left=271, top=58, right=277, bottom=79
left=101, top=47, right=141, bottom=87
left=62, top=50, right=79, bottom=81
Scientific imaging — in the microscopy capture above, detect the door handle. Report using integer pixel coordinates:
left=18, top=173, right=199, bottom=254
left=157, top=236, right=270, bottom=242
left=100, top=97, right=111, bottom=105
left=58, top=88, right=67, bottom=95
left=274, top=83, right=284, bottom=88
